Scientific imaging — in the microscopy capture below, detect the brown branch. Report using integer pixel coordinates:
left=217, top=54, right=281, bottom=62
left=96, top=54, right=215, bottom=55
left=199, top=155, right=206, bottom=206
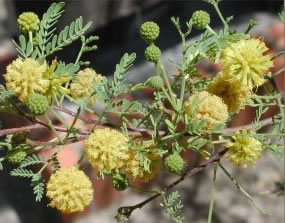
left=0, top=124, right=46, bottom=136
left=26, top=135, right=87, bottom=147
left=0, top=124, right=89, bottom=137
left=52, top=105, right=99, bottom=124
left=224, top=117, right=273, bottom=132
left=116, top=148, right=228, bottom=221
left=0, top=114, right=274, bottom=139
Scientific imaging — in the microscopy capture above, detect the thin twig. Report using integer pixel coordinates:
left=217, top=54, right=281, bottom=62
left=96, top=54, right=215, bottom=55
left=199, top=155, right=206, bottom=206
left=116, top=148, right=228, bottom=220
left=52, top=105, right=98, bottom=124
left=26, top=135, right=87, bottom=147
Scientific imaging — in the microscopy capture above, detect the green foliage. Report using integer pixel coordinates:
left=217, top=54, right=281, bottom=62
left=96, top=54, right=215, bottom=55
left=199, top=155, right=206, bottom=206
left=9, top=153, right=47, bottom=201
left=31, top=174, right=45, bottom=202
left=10, top=168, right=35, bottom=178
left=112, top=53, right=136, bottom=96
left=161, top=191, right=185, bottom=223
left=55, top=62, right=80, bottom=76
left=187, top=136, right=208, bottom=151
left=41, top=16, right=91, bottom=58
left=137, top=151, right=152, bottom=173
left=0, top=85, right=15, bottom=102
left=12, top=35, right=35, bottom=58
left=20, top=154, right=45, bottom=168
left=49, top=154, right=60, bottom=173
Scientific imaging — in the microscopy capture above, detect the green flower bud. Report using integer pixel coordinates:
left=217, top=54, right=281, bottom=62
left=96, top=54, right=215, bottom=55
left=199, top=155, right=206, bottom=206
left=192, top=10, right=210, bottom=30
left=144, top=45, right=161, bottom=64
left=27, top=93, right=49, bottom=116
left=145, top=76, right=163, bottom=89
left=17, top=12, right=40, bottom=34
left=140, top=21, right=160, bottom=44
left=112, top=173, right=129, bottom=191
left=8, top=150, right=27, bottom=164
left=164, top=153, right=185, bottom=175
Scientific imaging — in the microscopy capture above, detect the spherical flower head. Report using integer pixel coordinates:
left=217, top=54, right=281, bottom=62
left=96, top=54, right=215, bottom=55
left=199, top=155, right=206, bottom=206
left=124, top=149, right=161, bottom=183
left=84, top=128, right=129, bottom=172
left=185, top=91, right=228, bottom=130
left=7, top=150, right=27, bottom=164
left=221, top=38, right=273, bottom=89
left=112, top=173, right=129, bottom=191
left=70, top=68, right=102, bottom=104
left=192, top=10, right=210, bottom=30
left=5, top=58, right=50, bottom=102
left=140, top=21, right=160, bottom=44
left=144, top=45, right=161, bottom=64
left=164, top=153, right=185, bottom=175
left=27, top=93, right=49, bottom=115
left=17, top=12, right=40, bottom=33
left=145, top=76, right=163, bottom=89
left=207, top=71, right=252, bottom=113
left=46, top=167, right=93, bottom=213
left=225, top=130, right=263, bottom=168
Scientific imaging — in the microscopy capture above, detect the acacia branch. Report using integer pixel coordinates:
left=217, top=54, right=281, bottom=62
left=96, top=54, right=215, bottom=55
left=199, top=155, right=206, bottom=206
left=26, top=135, right=87, bottom=147
left=52, top=105, right=99, bottom=124
left=0, top=124, right=89, bottom=137
left=0, top=115, right=274, bottom=138
left=116, top=148, right=228, bottom=221
left=224, top=117, right=273, bottom=132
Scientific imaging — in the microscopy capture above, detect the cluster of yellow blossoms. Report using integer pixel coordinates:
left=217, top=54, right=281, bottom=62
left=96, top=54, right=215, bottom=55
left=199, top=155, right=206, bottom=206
left=84, top=128, right=161, bottom=182
left=185, top=38, right=272, bottom=167
left=4, top=58, right=102, bottom=104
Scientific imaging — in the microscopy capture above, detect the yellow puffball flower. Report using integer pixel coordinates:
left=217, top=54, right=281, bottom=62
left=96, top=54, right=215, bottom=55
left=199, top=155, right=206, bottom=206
left=225, top=130, right=264, bottom=168
left=4, top=58, right=50, bottom=102
left=84, top=128, right=129, bottom=172
left=46, top=167, right=93, bottom=213
left=207, top=71, right=252, bottom=113
left=221, top=38, right=273, bottom=89
left=185, top=91, right=228, bottom=130
left=124, top=149, right=161, bottom=183
left=70, top=68, right=102, bottom=104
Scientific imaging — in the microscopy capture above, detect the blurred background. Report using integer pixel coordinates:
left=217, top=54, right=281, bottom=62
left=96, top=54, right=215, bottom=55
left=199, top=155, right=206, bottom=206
left=0, top=0, right=284, bottom=223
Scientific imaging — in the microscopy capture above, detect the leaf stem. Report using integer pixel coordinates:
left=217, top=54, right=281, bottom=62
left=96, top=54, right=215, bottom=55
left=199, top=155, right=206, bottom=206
left=207, top=164, right=217, bottom=223
left=43, top=113, right=63, bottom=144
left=212, top=2, right=229, bottom=29
left=219, top=163, right=266, bottom=215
